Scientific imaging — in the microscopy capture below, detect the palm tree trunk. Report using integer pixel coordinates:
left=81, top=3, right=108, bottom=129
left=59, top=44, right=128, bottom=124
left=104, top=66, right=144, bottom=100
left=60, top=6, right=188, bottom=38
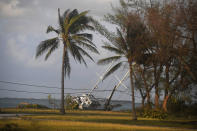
left=129, top=63, right=137, bottom=120
left=60, top=45, right=66, bottom=114
left=105, top=85, right=116, bottom=111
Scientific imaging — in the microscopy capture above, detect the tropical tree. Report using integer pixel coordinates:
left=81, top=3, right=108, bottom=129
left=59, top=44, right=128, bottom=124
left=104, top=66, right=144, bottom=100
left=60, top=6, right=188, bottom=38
left=36, top=8, right=99, bottom=114
left=94, top=0, right=150, bottom=120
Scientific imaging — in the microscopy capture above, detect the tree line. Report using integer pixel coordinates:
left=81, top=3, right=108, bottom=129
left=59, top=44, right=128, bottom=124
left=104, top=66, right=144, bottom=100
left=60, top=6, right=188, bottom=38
left=36, top=0, right=197, bottom=120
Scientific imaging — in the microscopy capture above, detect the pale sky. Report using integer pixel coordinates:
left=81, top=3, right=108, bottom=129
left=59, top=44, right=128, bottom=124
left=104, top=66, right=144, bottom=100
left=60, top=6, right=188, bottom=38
left=0, top=0, right=141, bottom=102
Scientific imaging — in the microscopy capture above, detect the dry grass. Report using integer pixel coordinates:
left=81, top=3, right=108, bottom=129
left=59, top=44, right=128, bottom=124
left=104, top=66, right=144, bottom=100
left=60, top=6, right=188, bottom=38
left=0, top=109, right=197, bottom=131
left=0, top=119, right=195, bottom=131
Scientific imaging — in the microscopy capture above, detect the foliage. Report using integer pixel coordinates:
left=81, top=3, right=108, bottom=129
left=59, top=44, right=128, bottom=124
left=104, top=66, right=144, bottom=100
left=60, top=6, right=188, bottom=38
left=48, top=94, right=57, bottom=109
left=1, top=123, right=22, bottom=131
left=184, top=103, right=197, bottom=116
left=167, top=96, right=197, bottom=117
left=167, top=96, right=187, bottom=114
left=141, top=109, right=168, bottom=120
left=36, top=9, right=99, bottom=77
left=17, top=103, right=49, bottom=109
left=65, top=95, right=79, bottom=110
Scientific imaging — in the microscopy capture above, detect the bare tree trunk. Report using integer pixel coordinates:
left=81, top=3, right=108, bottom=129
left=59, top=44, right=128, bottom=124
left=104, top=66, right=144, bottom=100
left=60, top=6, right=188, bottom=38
left=129, top=63, right=137, bottom=120
left=141, top=97, right=145, bottom=109
left=139, top=88, right=146, bottom=109
left=162, top=64, right=170, bottom=112
left=139, top=89, right=146, bottom=109
left=141, top=69, right=151, bottom=109
left=154, top=89, right=159, bottom=110
left=162, top=95, right=169, bottom=112
left=154, top=64, right=159, bottom=110
left=146, top=90, right=151, bottom=109
left=60, top=45, right=66, bottom=114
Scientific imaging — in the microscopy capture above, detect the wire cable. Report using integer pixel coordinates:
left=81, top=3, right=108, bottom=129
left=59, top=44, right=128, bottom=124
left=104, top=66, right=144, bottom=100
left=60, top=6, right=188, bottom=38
left=0, top=80, right=128, bottom=93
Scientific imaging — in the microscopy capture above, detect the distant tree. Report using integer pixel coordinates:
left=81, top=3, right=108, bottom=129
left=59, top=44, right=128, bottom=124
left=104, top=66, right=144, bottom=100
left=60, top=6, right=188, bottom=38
left=48, top=94, right=57, bottom=109
left=36, top=9, right=99, bottom=114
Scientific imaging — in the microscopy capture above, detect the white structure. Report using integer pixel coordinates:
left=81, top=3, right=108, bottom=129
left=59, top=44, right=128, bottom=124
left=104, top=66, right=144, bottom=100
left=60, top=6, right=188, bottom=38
left=71, top=94, right=100, bottom=109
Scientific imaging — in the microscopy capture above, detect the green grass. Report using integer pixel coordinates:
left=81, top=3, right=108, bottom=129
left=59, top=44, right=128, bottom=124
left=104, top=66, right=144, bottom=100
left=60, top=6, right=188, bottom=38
left=0, top=109, right=197, bottom=131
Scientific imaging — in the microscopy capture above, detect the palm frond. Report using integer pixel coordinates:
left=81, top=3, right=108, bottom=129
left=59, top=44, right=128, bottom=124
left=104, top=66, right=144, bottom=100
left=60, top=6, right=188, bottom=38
left=72, top=24, right=95, bottom=34
left=64, top=50, right=71, bottom=78
left=72, top=35, right=96, bottom=47
left=36, top=37, right=59, bottom=59
left=103, top=62, right=123, bottom=80
left=102, top=45, right=124, bottom=55
left=116, top=28, right=128, bottom=51
left=72, top=44, right=88, bottom=66
left=98, top=56, right=122, bottom=65
left=65, top=11, right=89, bottom=32
left=58, top=8, right=64, bottom=32
left=46, top=26, right=59, bottom=34
left=63, top=9, right=70, bottom=20
left=70, top=16, right=95, bottom=33
left=68, top=9, right=78, bottom=21
left=66, top=40, right=84, bottom=65
left=74, top=44, right=95, bottom=62
left=76, top=33, right=93, bottom=40
left=90, top=18, right=116, bottom=43
left=75, top=40, right=99, bottom=54
left=45, top=41, right=59, bottom=60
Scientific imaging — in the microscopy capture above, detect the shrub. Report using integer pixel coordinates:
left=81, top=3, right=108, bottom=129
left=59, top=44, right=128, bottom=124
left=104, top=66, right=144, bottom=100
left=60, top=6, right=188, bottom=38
left=65, top=95, right=79, bottom=110
left=17, top=103, right=49, bottom=109
left=141, top=109, right=168, bottom=119
left=1, top=123, right=23, bottom=131
left=167, top=97, right=187, bottom=113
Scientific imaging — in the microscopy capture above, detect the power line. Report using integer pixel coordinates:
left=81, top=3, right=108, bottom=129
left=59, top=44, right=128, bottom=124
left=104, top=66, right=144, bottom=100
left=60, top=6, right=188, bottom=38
left=0, top=80, right=60, bottom=89
left=0, top=88, right=142, bottom=99
left=0, top=88, right=90, bottom=95
left=0, top=88, right=59, bottom=95
left=0, top=80, right=128, bottom=93
left=0, top=80, right=89, bottom=90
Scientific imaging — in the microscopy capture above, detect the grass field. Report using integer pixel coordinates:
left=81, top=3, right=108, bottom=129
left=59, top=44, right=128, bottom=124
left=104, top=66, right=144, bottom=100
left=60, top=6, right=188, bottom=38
left=0, top=109, right=197, bottom=131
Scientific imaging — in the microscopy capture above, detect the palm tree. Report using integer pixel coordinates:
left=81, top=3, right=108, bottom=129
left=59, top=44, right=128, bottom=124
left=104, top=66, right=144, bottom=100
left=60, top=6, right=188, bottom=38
left=36, top=8, right=99, bottom=114
left=94, top=11, right=149, bottom=120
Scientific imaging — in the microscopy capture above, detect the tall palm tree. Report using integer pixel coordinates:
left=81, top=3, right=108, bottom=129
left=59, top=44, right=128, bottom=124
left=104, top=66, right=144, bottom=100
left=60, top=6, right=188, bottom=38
left=36, top=8, right=99, bottom=114
left=94, top=12, right=149, bottom=120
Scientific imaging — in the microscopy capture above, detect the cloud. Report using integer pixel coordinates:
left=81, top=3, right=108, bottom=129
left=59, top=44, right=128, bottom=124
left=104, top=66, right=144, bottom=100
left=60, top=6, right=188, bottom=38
left=0, top=0, right=26, bottom=17
left=6, top=36, right=60, bottom=68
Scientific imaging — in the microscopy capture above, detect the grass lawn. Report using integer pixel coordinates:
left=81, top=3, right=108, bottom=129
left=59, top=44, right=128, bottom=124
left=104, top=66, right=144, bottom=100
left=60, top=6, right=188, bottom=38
left=0, top=109, right=197, bottom=131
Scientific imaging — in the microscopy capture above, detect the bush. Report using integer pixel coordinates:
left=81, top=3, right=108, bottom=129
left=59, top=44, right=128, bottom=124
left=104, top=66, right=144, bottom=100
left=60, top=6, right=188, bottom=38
left=185, top=103, right=197, bottom=116
left=1, top=123, right=23, bottom=131
left=167, top=96, right=197, bottom=117
left=65, top=95, right=79, bottom=110
left=17, top=103, right=49, bottom=109
left=167, top=97, right=187, bottom=113
left=141, top=109, right=168, bottom=119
